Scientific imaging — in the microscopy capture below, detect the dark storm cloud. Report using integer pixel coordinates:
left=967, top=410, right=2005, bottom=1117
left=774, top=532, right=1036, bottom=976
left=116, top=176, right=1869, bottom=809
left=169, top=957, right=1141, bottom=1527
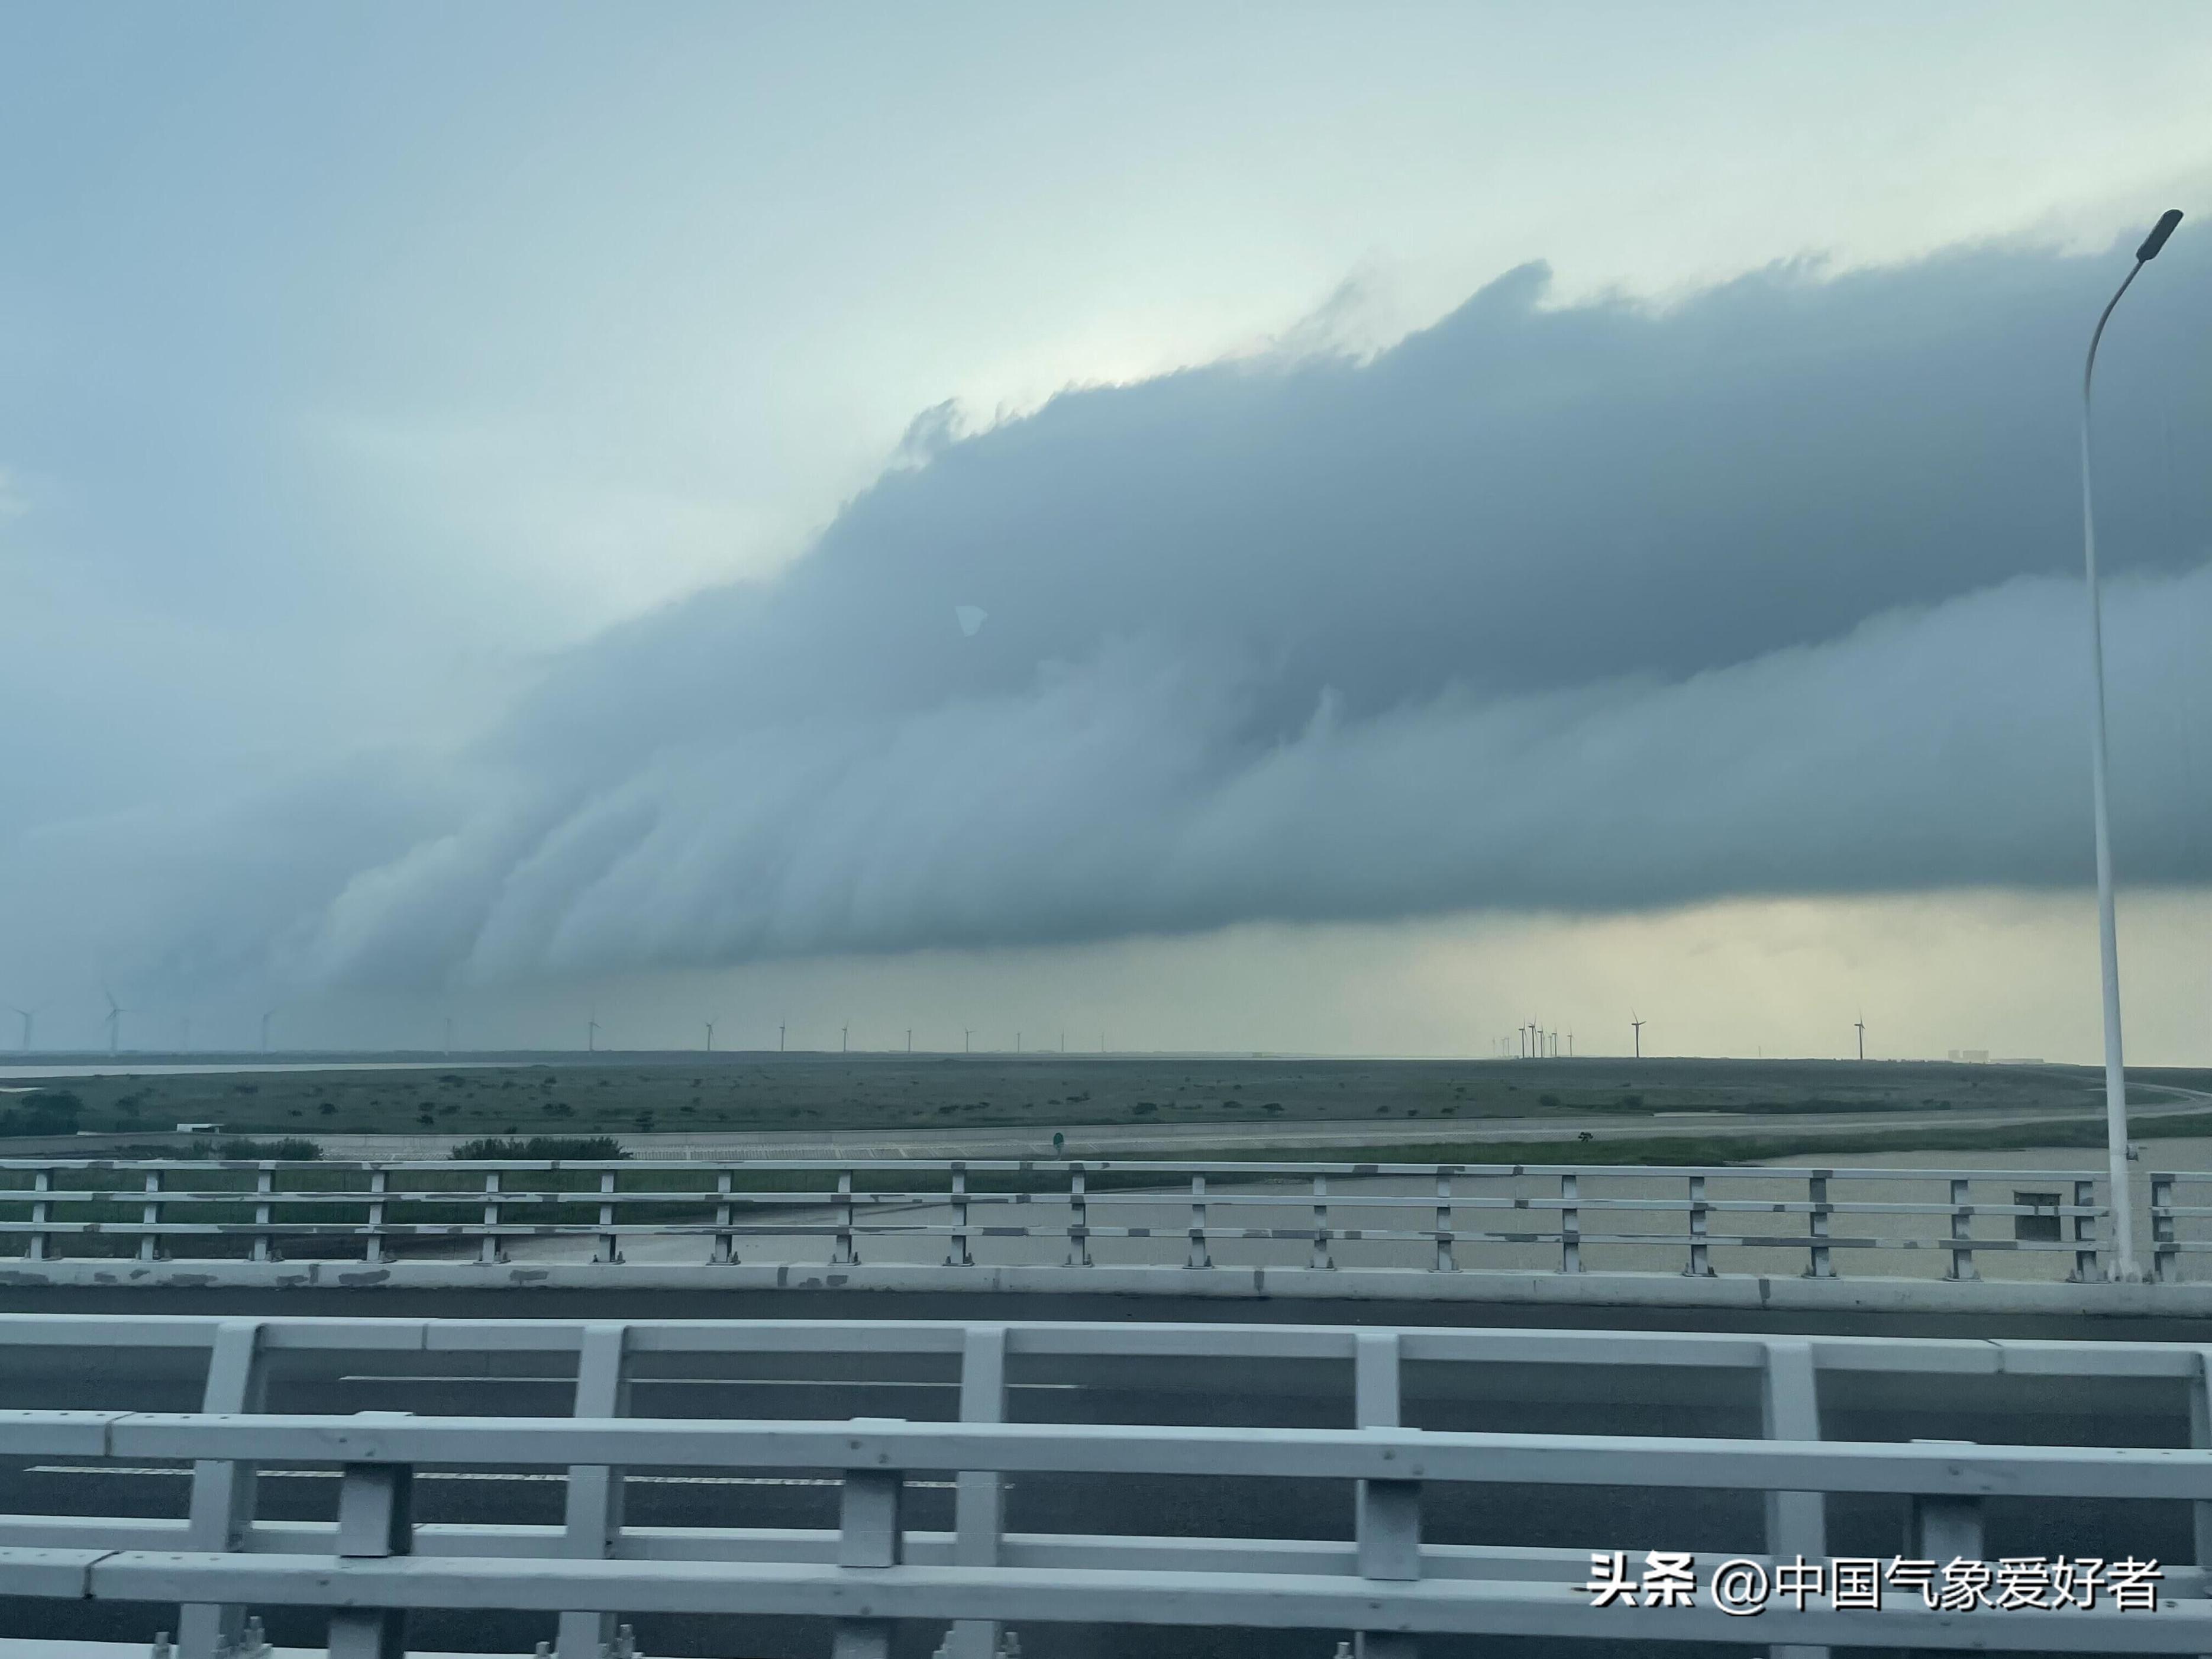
left=16, top=234, right=2212, bottom=996
left=509, top=239, right=2211, bottom=767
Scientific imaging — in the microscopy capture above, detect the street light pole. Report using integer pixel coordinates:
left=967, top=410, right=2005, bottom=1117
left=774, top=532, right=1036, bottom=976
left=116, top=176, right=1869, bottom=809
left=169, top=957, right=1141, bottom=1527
left=2080, top=207, right=2182, bottom=1282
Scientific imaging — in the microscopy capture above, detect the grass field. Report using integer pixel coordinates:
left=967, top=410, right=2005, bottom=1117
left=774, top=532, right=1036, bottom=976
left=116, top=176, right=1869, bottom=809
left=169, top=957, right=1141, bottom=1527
left=4, top=1053, right=2204, bottom=1144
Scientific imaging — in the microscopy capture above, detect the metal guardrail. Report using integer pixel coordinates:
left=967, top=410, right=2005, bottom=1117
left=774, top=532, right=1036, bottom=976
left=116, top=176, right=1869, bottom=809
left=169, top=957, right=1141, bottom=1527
left=0, top=1157, right=2175, bottom=1282
left=0, top=1313, right=2209, bottom=1655
left=2150, top=1170, right=2212, bottom=1280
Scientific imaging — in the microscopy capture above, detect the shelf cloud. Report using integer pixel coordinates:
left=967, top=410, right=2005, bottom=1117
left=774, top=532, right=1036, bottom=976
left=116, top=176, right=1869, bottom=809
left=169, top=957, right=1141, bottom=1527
left=11, top=236, right=2212, bottom=999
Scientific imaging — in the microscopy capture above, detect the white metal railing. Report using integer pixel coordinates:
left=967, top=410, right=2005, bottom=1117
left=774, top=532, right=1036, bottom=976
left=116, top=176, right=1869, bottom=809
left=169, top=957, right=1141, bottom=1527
left=2149, top=1170, right=2212, bottom=1282
left=0, top=1157, right=2159, bottom=1282
left=0, top=1313, right=2209, bottom=1655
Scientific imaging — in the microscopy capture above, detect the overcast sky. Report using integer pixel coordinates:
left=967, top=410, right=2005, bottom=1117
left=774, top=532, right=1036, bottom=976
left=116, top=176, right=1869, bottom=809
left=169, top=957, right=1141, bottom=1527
left=3, top=4, right=2208, bottom=1060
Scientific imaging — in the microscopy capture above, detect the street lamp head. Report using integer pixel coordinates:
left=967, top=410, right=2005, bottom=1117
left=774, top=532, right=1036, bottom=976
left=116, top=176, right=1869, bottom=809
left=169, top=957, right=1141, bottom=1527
left=2136, top=209, right=2182, bottom=262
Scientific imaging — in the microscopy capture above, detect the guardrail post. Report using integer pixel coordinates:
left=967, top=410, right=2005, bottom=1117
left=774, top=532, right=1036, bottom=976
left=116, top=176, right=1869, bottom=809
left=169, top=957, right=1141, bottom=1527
left=1312, top=1175, right=1333, bottom=1270
left=556, top=1324, right=631, bottom=1659
left=1434, top=1171, right=1454, bottom=1272
left=948, top=1169, right=973, bottom=1267
left=947, top=1325, right=1009, bottom=1659
left=1909, top=1439, right=1984, bottom=1568
left=1187, top=1174, right=1211, bottom=1269
left=28, top=1167, right=51, bottom=1261
left=177, top=1319, right=266, bottom=1659
left=364, top=1169, right=388, bottom=1266
left=1683, top=1174, right=1713, bottom=1277
left=250, top=1167, right=276, bottom=1263
left=140, top=1169, right=165, bottom=1262
left=596, top=1170, right=622, bottom=1264
left=2150, top=1175, right=2175, bottom=1283
left=834, top=1429, right=905, bottom=1659
left=835, top=1169, right=858, bottom=1266
left=330, top=1416, right=414, bottom=1659
left=1945, top=1179, right=1977, bottom=1282
left=712, top=1169, right=738, bottom=1265
left=1804, top=1174, right=1833, bottom=1279
left=1354, top=1331, right=1418, bottom=1659
left=1559, top=1174, right=1581, bottom=1274
left=480, top=1170, right=506, bottom=1264
left=2189, top=1350, right=2212, bottom=1613
left=1761, top=1339, right=1828, bottom=1659
left=1066, top=1166, right=1090, bottom=1267
left=2072, top=1175, right=2103, bottom=1283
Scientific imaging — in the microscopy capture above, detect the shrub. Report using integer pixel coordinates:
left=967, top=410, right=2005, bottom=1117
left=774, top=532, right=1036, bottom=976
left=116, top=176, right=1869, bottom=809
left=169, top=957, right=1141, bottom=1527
left=193, top=1137, right=323, bottom=1161
left=450, top=1135, right=629, bottom=1161
left=0, top=1089, right=83, bottom=1137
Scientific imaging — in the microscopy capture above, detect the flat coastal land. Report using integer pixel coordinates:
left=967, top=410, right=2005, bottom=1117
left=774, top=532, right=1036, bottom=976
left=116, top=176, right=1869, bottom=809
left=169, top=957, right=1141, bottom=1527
left=5, top=1053, right=2208, bottom=1164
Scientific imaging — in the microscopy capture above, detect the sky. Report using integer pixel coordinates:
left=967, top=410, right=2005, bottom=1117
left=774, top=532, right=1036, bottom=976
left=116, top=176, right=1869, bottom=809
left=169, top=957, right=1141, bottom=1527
left=2, top=3, right=2209, bottom=1060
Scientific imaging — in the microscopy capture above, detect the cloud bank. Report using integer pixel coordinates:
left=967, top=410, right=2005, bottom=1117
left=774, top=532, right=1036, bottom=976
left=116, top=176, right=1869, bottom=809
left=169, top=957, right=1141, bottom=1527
left=11, top=236, right=2212, bottom=1001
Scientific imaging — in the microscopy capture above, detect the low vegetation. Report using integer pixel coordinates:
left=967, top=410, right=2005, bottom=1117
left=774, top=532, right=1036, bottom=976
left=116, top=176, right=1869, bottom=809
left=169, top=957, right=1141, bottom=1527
left=189, top=1137, right=324, bottom=1161
left=0, top=1089, right=83, bottom=1137
left=5, top=1055, right=2195, bottom=1146
left=449, top=1135, right=629, bottom=1161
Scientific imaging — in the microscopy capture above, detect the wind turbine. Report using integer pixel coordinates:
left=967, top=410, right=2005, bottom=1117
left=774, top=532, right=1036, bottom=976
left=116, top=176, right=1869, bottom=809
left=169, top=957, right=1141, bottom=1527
left=841, top=1024, right=849, bottom=1054
left=963, top=1028, right=972, bottom=1054
left=1016, top=1032, right=1022, bottom=1054
left=8, top=1005, right=38, bottom=1053
left=778, top=1019, right=786, bottom=1053
left=1631, top=1014, right=1644, bottom=1060
left=443, top=1015, right=454, bottom=1057
left=906, top=1028, right=912, bottom=1054
left=179, top=1013, right=193, bottom=1053
left=1854, top=1014, right=1866, bottom=1063
left=261, top=1008, right=279, bottom=1054
left=703, top=1018, right=716, bottom=1053
left=102, top=989, right=124, bottom=1057
left=586, top=1011, right=600, bottom=1053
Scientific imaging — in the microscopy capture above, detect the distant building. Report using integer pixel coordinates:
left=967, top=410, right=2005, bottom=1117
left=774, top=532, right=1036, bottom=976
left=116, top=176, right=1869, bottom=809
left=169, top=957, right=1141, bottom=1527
left=1945, top=1050, right=1990, bottom=1064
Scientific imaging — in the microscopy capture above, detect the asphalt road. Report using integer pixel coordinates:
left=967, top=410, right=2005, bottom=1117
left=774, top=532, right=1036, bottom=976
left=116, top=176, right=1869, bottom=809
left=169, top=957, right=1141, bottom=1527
left=0, top=1335, right=2194, bottom=1659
